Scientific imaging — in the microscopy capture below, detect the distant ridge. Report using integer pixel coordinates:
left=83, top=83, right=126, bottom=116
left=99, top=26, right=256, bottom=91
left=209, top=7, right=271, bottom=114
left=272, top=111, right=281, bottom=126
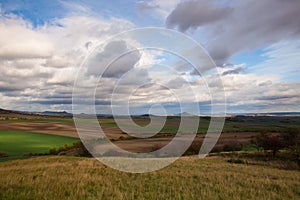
left=230, top=112, right=300, bottom=117
left=179, top=112, right=195, bottom=116
left=41, top=111, right=72, bottom=115
left=1, top=107, right=300, bottom=118
left=0, top=108, right=22, bottom=114
left=0, top=108, right=73, bottom=119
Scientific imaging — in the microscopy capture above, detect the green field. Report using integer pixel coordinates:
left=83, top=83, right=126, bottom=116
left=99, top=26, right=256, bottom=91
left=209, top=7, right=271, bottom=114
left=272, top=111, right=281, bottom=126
left=0, top=130, right=79, bottom=157
left=0, top=156, right=299, bottom=200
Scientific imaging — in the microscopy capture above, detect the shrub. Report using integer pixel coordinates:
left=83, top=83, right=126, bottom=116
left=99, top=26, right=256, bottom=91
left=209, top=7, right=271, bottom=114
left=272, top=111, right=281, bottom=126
left=47, top=142, right=92, bottom=157
left=48, top=148, right=58, bottom=155
left=227, top=159, right=246, bottom=164
left=184, top=140, right=202, bottom=155
left=262, top=135, right=285, bottom=156
left=252, top=131, right=286, bottom=156
left=0, top=152, right=9, bottom=157
left=251, top=131, right=268, bottom=151
left=102, top=150, right=127, bottom=157
left=119, top=136, right=126, bottom=140
left=281, top=127, right=300, bottom=147
left=223, top=141, right=242, bottom=152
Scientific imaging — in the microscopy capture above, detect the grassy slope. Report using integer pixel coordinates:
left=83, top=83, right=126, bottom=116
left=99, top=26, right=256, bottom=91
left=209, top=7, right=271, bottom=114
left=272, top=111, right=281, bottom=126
left=0, top=156, right=299, bottom=200
left=0, top=130, right=79, bottom=156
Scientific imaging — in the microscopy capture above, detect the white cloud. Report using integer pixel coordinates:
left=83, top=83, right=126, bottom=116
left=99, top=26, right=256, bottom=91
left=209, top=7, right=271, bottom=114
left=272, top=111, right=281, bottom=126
left=0, top=16, right=54, bottom=59
left=0, top=10, right=138, bottom=111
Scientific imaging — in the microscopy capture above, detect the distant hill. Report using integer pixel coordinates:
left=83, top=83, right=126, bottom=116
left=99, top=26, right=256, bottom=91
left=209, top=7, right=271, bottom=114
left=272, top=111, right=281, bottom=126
left=230, top=112, right=300, bottom=117
left=0, top=108, right=37, bottom=119
left=41, top=111, right=72, bottom=115
left=0, top=108, right=22, bottom=115
left=0, top=108, right=72, bottom=119
left=1, top=107, right=300, bottom=118
left=179, top=112, right=196, bottom=116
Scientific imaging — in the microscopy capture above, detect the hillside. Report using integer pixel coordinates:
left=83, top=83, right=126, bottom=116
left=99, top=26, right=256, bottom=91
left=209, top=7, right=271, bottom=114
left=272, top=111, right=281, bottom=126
left=0, top=108, right=21, bottom=115
left=0, top=156, right=299, bottom=200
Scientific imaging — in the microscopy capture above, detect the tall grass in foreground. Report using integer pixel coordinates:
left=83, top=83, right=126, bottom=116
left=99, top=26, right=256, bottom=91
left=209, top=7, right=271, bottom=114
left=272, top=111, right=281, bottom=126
left=0, top=156, right=299, bottom=200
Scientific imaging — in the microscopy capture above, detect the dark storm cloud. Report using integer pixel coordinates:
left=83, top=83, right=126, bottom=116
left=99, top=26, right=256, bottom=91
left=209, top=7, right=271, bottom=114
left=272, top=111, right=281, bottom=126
left=31, top=99, right=111, bottom=105
left=44, top=94, right=73, bottom=99
left=30, top=100, right=73, bottom=105
left=257, top=95, right=299, bottom=101
left=0, top=86, right=24, bottom=93
left=117, top=68, right=151, bottom=86
left=166, top=77, right=187, bottom=89
left=258, top=80, right=273, bottom=87
left=222, top=67, right=245, bottom=76
left=228, top=100, right=300, bottom=112
left=173, top=59, right=194, bottom=72
left=167, top=0, right=300, bottom=65
left=166, top=0, right=232, bottom=32
left=0, top=70, right=53, bottom=94
left=86, top=40, right=141, bottom=78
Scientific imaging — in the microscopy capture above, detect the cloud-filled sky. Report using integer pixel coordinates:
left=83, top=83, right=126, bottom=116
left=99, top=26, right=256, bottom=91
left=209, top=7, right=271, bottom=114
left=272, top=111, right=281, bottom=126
left=0, top=0, right=299, bottom=114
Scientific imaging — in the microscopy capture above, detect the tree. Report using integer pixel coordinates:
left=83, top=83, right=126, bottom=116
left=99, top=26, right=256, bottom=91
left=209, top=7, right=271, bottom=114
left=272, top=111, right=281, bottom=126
left=251, top=131, right=268, bottom=151
left=282, top=128, right=300, bottom=167
left=281, top=127, right=300, bottom=147
left=252, top=131, right=285, bottom=156
left=261, top=135, right=285, bottom=156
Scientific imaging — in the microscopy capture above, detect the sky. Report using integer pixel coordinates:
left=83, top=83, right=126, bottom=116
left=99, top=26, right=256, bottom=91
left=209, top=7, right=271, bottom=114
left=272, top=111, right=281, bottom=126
left=0, top=0, right=299, bottom=114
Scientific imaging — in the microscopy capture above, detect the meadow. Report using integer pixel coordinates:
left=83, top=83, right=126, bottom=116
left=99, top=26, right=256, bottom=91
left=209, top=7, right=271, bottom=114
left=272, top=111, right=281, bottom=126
left=0, top=156, right=299, bottom=200
left=0, top=130, right=79, bottom=158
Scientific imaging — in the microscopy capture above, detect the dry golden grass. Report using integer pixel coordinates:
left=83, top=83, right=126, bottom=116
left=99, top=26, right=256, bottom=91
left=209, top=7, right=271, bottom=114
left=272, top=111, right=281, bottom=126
left=0, top=156, right=299, bottom=200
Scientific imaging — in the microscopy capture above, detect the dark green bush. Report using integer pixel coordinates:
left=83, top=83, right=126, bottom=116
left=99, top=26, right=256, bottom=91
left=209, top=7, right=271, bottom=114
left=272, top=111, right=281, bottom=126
left=0, top=152, right=9, bottom=157
left=223, top=141, right=242, bottom=152
left=227, top=159, right=245, bottom=164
